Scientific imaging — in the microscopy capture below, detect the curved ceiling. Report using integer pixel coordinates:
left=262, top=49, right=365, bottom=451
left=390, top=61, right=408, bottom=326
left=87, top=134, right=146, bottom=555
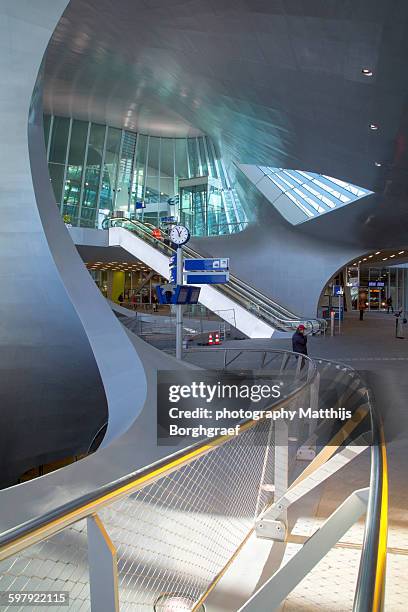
left=44, top=0, right=408, bottom=193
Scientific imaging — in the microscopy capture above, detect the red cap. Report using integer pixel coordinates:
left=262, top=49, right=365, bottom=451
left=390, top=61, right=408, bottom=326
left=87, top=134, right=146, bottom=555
left=298, top=324, right=305, bottom=330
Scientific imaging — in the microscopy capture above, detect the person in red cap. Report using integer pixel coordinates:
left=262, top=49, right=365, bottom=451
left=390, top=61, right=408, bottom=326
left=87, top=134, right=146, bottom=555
left=292, top=324, right=308, bottom=355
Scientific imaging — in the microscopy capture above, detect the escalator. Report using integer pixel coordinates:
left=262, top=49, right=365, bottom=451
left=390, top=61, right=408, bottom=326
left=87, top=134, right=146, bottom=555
left=103, top=216, right=326, bottom=338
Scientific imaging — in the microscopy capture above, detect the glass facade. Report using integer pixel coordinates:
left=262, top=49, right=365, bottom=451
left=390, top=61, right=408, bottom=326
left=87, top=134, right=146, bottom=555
left=257, top=167, right=373, bottom=224
left=179, top=178, right=226, bottom=236
left=354, top=265, right=407, bottom=311
left=44, top=115, right=247, bottom=235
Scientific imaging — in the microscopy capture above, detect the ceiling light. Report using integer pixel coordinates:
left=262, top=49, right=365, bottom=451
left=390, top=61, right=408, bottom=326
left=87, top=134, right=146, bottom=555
left=363, top=258, right=367, bottom=261
left=362, top=68, right=373, bottom=76
left=369, top=123, right=379, bottom=131
left=375, top=251, right=380, bottom=255
left=374, top=161, right=382, bottom=167
left=358, top=260, right=362, bottom=263
left=382, top=257, right=388, bottom=261
left=369, top=255, right=373, bottom=258
left=390, top=254, right=395, bottom=258
left=398, top=251, right=404, bottom=254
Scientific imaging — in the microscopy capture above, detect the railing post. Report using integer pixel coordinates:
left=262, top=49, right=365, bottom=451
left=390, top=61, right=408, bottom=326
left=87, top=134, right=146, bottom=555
left=274, top=420, right=289, bottom=512
left=87, top=514, right=119, bottom=612
left=295, top=354, right=302, bottom=378
left=256, top=420, right=288, bottom=541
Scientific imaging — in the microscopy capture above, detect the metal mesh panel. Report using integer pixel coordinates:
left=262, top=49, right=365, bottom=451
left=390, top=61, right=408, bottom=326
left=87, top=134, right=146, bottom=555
left=101, top=418, right=275, bottom=609
left=0, top=415, right=282, bottom=611
left=0, top=521, right=89, bottom=611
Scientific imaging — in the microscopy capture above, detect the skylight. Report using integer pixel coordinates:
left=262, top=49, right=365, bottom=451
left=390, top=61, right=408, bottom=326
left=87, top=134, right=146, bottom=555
left=257, top=167, right=372, bottom=224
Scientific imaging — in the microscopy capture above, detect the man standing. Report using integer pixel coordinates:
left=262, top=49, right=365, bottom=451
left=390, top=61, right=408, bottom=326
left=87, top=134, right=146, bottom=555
left=387, top=296, right=394, bottom=313
left=292, top=324, right=308, bottom=355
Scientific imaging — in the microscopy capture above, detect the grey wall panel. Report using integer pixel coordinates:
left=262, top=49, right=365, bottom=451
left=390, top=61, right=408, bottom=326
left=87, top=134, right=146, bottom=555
left=0, top=0, right=147, bottom=486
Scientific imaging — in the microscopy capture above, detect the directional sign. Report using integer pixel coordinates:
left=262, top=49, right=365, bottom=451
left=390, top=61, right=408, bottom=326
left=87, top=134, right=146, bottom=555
left=184, top=258, right=229, bottom=272
left=185, top=272, right=229, bottom=285
left=332, top=285, right=344, bottom=296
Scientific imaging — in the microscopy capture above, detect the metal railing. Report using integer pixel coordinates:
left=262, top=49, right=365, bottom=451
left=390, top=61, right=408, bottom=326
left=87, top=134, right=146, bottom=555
left=181, top=351, right=388, bottom=612
left=0, top=350, right=387, bottom=610
left=103, top=216, right=327, bottom=335
left=353, top=389, right=388, bottom=612
left=0, top=351, right=316, bottom=610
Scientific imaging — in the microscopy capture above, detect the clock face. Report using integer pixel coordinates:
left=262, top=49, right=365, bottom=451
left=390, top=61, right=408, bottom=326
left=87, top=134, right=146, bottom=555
left=169, top=225, right=190, bottom=245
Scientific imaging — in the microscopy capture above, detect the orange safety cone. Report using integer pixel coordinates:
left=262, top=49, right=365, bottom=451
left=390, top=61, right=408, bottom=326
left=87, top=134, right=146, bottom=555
left=208, top=333, right=213, bottom=346
left=215, top=333, right=220, bottom=345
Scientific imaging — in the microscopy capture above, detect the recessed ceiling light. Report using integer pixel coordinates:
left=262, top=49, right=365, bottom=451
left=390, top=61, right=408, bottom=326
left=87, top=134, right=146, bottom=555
left=363, top=258, right=367, bottom=261
left=398, top=251, right=404, bottom=254
left=358, top=260, right=362, bottom=263
left=375, top=251, right=380, bottom=255
left=369, top=123, right=379, bottom=131
left=390, top=254, right=395, bottom=258
left=369, top=255, right=373, bottom=258
left=382, top=257, right=388, bottom=261
left=362, top=68, right=373, bottom=76
left=374, top=161, right=382, bottom=167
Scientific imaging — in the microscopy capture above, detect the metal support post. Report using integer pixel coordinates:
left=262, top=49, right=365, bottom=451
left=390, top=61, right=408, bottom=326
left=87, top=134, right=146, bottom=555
left=257, top=421, right=289, bottom=541
left=274, top=420, right=289, bottom=501
left=338, top=293, right=342, bottom=334
left=87, top=514, right=119, bottom=612
left=241, top=488, right=369, bottom=611
left=297, top=372, right=320, bottom=460
left=176, top=246, right=183, bottom=360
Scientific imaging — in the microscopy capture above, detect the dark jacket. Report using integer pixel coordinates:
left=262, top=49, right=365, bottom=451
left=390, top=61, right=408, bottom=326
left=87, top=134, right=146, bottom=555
left=292, top=331, right=308, bottom=355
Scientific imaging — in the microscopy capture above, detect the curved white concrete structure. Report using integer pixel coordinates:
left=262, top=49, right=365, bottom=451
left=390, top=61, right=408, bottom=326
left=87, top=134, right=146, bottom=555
left=0, top=0, right=148, bottom=485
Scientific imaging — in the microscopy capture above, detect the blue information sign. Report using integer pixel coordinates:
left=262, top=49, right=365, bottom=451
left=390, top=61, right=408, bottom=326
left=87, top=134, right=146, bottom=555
left=169, top=253, right=178, bottom=283
left=332, top=285, right=344, bottom=296
left=184, top=258, right=229, bottom=272
left=369, top=281, right=385, bottom=287
left=156, top=284, right=201, bottom=304
left=169, top=268, right=177, bottom=283
left=185, top=273, right=229, bottom=285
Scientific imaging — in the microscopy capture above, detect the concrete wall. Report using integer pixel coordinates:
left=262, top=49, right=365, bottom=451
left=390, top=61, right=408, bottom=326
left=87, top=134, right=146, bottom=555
left=0, top=1, right=147, bottom=486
